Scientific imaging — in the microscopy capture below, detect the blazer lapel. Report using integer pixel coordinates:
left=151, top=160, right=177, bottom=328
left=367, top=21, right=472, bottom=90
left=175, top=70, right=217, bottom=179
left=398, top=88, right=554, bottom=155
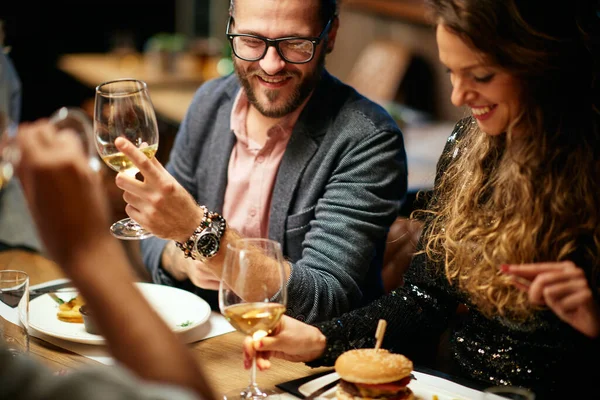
left=268, top=73, right=337, bottom=244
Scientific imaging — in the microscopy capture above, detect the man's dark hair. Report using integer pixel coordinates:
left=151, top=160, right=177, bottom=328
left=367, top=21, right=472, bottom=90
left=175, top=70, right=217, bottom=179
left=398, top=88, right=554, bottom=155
left=229, top=0, right=338, bottom=25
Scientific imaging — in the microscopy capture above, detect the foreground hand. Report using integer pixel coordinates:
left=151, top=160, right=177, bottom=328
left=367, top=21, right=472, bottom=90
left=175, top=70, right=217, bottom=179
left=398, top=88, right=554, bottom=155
left=16, top=120, right=109, bottom=265
left=505, top=261, right=600, bottom=338
left=243, top=315, right=327, bottom=371
left=113, top=137, right=201, bottom=242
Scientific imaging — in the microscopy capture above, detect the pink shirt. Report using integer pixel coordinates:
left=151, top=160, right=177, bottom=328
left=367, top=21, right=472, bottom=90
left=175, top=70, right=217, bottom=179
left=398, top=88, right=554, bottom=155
left=222, top=89, right=305, bottom=238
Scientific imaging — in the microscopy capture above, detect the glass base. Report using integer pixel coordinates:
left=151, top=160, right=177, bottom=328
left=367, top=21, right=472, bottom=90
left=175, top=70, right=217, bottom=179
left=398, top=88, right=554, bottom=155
left=110, top=218, right=153, bottom=240
left=223, top=386, right=283, bottom=400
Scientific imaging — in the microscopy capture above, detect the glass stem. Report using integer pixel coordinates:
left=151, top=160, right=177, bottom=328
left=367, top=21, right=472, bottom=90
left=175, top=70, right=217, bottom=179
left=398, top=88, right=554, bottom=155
left=250, top=354, right=258, bottom=387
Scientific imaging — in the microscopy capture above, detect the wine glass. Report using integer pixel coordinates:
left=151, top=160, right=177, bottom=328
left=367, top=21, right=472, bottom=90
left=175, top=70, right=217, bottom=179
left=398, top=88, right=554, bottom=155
left=0, top=92, right=19, bottom=190
left=93, top=78, right=159, bottom=240
left=49, top=106, right=100, bottom=172
left=0, top=106, right=96, bottom=190
left=219, top=238, right=288, bottom=400
left=0, top=124, right=17, bottom=190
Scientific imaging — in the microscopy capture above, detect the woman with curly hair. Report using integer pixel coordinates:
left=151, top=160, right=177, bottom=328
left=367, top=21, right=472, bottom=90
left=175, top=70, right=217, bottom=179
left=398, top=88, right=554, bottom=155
left=240, top=0, right=600, bottom=397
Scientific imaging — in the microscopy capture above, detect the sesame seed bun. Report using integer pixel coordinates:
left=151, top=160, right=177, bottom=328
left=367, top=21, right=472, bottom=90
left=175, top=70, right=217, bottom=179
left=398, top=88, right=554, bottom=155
left=334, top=349, right=413, bottom=384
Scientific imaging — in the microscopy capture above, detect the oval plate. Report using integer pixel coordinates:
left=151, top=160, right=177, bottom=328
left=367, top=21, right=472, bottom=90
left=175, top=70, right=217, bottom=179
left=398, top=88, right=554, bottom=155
left=29, top=282, right=211, bottom=345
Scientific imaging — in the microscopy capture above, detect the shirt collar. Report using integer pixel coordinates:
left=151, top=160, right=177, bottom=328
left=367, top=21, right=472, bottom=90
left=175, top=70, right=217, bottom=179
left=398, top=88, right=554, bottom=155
left=229, top=88, right=310, bottom=147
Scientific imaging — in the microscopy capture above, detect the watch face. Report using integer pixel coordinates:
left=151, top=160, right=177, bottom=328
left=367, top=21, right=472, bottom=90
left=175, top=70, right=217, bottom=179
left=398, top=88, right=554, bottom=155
left=195, top=232, right=220, bottom=258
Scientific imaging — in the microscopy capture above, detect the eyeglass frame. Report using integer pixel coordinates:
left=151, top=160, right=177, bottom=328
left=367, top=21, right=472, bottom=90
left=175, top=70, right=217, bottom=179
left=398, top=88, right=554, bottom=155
left=225, top=16, right=334, bottom=64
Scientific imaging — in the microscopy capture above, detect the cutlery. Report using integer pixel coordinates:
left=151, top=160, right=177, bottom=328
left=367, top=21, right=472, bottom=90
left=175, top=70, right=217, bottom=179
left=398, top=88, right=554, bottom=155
left=48, top=293, right=65, bottom=305
left=303, top=379, right=340, bottom=399
left=30, top=283, right=76, bottom=300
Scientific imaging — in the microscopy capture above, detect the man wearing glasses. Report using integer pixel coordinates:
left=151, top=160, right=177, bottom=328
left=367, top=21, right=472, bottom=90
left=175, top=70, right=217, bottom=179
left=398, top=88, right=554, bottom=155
left=119, top=0, right=407, bottom=322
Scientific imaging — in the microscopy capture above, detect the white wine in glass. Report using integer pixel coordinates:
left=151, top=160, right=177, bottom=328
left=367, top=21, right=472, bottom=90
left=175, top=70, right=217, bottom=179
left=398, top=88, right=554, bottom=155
left=93, top=78, right=159, bottom=240
left=219, top=238, right=288, bottom=400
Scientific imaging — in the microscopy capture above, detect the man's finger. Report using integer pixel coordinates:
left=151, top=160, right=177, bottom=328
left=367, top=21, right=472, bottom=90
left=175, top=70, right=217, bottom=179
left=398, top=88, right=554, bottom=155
left=122, top=190, right=146, bottom=210
left=115, top=171, right=146, bottom=194
left=114, top=137, right=160, bottom=180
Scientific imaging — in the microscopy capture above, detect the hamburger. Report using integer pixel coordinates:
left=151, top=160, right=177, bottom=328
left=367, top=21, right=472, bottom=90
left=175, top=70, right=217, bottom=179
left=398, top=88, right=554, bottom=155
left=334, top=349, right=414, bottom=400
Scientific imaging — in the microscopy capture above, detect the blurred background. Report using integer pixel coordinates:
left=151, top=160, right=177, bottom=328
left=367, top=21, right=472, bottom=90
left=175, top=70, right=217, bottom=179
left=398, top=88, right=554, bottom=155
left=1, top=0, right=464, bottom=123
left=1, top=0, right=466, bottom=277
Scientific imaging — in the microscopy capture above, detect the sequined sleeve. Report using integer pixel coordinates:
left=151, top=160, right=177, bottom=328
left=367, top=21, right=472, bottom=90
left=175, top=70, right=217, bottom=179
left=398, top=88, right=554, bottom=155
left=306, top=251, right=459, bottom=367
left=306, top=120, right=473, bottom=368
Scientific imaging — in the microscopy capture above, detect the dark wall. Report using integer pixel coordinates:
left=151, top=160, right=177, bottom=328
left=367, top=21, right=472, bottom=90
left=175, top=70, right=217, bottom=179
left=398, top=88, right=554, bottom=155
left=1, top=1, right=176, bottom=121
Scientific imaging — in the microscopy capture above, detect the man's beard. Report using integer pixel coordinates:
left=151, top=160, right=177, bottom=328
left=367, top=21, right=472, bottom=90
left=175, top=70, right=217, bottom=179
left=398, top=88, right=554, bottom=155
left=234, top=50, right=326, bottom=118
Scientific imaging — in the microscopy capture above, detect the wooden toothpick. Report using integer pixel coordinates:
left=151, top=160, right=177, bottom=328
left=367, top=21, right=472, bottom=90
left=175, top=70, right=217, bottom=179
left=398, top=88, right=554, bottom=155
left=374, top=319, right=387, bottom=352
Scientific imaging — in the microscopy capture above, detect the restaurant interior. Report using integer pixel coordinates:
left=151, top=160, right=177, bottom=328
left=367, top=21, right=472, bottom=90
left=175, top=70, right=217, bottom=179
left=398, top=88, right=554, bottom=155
left=2, top=0, right=460, bottom=270
left=0, top=1, right=490, bottom=398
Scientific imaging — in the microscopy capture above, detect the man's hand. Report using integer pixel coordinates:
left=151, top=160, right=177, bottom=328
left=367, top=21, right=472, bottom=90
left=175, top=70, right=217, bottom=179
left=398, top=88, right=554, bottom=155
left=113, top=137, right=202, bottom=242
left=162, top=241, right=221, bottom=289
left=187, top=260, right=221, bottom=290
left=504, top=261, right=600, bottom=338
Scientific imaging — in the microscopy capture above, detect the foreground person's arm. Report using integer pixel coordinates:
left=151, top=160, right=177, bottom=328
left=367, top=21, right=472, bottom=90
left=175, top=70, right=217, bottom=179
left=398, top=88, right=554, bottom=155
left=15, top=120, right=215, bottom=400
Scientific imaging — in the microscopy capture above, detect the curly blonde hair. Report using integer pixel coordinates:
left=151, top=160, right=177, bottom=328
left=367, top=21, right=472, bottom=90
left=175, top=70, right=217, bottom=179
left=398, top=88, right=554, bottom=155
left=419, top=115, right=600, bottom=320
left=421, top=0, right=600, bottom=321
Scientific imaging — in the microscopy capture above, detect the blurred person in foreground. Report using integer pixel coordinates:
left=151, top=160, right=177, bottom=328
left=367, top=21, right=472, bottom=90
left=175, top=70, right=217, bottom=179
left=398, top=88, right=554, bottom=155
left=113, top=0, right=407, bottom=322
left=0, top=21, right=42, bottom=253
left=242, top=0, right=600, bottom=398
left=1, top=120, right=214, bottom=400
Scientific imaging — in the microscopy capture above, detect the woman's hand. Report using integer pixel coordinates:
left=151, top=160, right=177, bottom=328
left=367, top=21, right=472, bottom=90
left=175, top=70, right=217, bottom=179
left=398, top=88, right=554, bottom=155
left=243, top=315, right=327, bottom=371
left=504, top=261, right=600, bottom=338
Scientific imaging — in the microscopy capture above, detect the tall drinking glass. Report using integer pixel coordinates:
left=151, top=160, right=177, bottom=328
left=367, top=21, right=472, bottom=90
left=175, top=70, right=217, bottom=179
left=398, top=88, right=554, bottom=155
left=93, top=78, right=159, bottom=240
left=219, top=239, right=288, bottom=400
left=0, top=270, right=29, bottom=356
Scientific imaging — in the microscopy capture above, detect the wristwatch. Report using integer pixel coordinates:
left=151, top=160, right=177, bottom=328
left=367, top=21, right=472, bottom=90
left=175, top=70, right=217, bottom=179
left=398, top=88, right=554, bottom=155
left=176, top=206, right=227, bottom=261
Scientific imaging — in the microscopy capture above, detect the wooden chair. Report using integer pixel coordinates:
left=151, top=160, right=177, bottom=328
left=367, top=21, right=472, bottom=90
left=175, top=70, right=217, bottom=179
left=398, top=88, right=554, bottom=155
left=345, top=40, right=413, bottom=106
left=382, top=217, right=423, bottom=293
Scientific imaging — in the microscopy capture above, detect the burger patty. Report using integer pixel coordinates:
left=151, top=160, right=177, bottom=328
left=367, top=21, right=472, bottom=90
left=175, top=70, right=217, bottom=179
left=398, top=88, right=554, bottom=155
left=339, top=378, right=412, bottom=399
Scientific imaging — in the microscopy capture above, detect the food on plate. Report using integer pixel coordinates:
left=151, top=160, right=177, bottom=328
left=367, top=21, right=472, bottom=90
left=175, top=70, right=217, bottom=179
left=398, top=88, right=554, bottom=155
left=79, top=305, right=100, bottom=334
left=56, top=295, right=85, bottom=323
left=334, top=348, right=414, bottom=400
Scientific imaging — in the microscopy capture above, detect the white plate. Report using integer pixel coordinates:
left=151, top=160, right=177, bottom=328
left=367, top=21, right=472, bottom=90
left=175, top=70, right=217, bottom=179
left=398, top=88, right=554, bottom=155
left=29, top=282, right=211, bottom=345
left=299, top=372, right=484, bottom=400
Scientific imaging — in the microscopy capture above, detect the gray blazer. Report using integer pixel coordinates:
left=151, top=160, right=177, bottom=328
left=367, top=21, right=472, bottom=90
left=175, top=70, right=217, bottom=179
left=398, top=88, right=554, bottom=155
left=141, top=71, right=407, bottom=322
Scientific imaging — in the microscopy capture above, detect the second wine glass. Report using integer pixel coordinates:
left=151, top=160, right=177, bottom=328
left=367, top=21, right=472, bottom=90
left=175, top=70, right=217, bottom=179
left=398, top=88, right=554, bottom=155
left=219, top=238, right=288, bottom=400
left=93, top=78, right=159, bottom=240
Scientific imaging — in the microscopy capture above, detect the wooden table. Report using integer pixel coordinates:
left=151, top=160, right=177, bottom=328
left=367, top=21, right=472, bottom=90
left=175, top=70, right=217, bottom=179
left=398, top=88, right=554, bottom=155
left=57, top=53, right=207, bottom=89
left=149, top=86, right=198, bottom=124
left=57, top=52, right=208, bottom=126
left=1, top=250, right=330, bottom=395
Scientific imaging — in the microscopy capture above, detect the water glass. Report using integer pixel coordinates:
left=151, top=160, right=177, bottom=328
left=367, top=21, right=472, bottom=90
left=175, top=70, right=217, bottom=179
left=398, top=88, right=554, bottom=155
left=0, top=270, right=29, bottom=355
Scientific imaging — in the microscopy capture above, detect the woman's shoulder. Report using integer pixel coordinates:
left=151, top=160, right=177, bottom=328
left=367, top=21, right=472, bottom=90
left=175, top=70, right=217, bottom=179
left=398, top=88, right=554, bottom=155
left=433, top=117, right=475, bottom=177
left=446, top=117, right=475, bottom=149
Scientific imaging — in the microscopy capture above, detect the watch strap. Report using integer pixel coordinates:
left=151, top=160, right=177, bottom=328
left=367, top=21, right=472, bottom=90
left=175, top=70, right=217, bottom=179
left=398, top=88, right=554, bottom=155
left=176, top=205, right=226, bottom=261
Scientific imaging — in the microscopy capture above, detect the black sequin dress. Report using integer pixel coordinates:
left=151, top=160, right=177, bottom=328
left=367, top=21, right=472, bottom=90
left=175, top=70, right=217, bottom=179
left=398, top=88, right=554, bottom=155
left=307, top=120, right=600, bottom=399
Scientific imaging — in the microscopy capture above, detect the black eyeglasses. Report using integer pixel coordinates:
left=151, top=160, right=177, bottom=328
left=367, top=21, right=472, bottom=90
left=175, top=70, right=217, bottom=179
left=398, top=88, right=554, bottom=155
left=226, top=16, right=333, bottom=64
